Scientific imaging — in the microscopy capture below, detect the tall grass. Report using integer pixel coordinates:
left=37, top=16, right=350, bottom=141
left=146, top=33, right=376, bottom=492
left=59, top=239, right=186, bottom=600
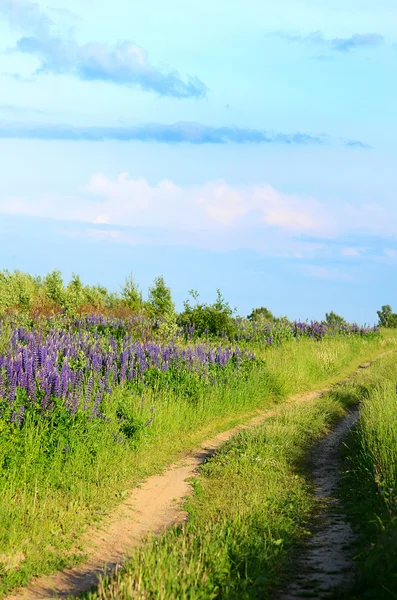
left=358, top=380, right=397, bottom=508
left=84, top=390, right=355, bottom=600
left=339, top=355, right=397, bottom=599
left=0, top=334, right=393, bottom=595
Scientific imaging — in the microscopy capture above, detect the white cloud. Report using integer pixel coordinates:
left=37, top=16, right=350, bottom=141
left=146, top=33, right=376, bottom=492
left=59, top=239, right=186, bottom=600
left=0, top=0, right=207, bottom=98
left=0, top=172, right=396, bottom=257
left=93, top=215, right=109, bottom=224
left=82, top=174, right=329, bottom=234
left=0, top=173, right=328, bottom=235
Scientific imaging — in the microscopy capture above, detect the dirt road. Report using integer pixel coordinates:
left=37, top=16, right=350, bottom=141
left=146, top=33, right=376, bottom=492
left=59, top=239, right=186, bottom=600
left=6, top=359, right=381, bottom=600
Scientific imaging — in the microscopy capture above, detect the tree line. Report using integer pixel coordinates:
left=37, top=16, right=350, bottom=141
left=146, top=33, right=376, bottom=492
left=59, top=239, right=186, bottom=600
left=0, top=269, right=392, bottom=330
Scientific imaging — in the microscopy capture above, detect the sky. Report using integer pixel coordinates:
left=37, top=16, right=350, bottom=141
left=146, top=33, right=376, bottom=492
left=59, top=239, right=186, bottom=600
left=0, top=0, right=396, bottom=322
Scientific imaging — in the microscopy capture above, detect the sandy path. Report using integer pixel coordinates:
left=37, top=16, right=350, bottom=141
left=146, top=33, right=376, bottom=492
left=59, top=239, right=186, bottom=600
left=6, top=358, right=384, bottom=600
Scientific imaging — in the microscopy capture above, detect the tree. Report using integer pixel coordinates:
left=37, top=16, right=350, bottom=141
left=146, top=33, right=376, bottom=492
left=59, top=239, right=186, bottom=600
left=377, top=305, right=397, bottom=328
left=247, top=307, right=275, bottom=322
left=121, top=274, right=143, bottom=311
left=44, top=270, right=65, bottom=306
left=325, top=311, right=346, bottom=328
left=63, top=274, right=85, bottom=314
left=148, top=276, right=177, bottom=338
left=148, top=276, right=175, bottom=318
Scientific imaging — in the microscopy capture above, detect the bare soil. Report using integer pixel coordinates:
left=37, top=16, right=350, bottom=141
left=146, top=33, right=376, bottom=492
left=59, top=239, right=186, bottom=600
left=279, top=407, right=360, bottom=600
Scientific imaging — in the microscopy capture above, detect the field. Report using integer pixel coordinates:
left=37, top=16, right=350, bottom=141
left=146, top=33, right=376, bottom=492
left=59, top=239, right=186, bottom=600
left=0, top=271, right=396, bottom=599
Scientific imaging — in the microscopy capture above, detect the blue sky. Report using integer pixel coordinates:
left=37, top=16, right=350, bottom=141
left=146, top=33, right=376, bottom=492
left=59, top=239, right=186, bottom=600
left=1, top=0, right=396, bottom=322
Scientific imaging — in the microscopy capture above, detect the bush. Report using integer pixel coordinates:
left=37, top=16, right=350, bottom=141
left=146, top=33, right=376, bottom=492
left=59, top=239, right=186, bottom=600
left=179, top=289, right=237, bottom=338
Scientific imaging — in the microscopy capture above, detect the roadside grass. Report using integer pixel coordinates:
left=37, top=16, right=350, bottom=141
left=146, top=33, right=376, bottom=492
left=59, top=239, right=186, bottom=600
left=0, top=334, right=395, bottom=595
left=83, top=381, right=360, bottom=599
left=338, top=355, right=397, bottom=599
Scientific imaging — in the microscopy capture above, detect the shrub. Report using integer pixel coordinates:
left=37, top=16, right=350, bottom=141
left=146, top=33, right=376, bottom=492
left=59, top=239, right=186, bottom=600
left=179, top=289, right=237, bottom=338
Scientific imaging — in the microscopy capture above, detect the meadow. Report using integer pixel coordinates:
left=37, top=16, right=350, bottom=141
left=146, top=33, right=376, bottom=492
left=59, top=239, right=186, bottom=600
left=0, top=269, right=395, bottom=598
left=82, top=353, right=397, bottom=600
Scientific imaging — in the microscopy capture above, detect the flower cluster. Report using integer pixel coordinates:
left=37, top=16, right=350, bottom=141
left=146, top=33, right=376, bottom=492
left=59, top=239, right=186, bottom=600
left=181, top=317, right=380, bottom=344
left=0, top=322, right=254, bottom=425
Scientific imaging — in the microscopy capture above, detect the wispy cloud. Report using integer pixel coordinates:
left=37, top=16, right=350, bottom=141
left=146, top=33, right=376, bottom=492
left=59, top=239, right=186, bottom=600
left=1, top=174, right=397, bottom=261
left=345, top=139, right=371, bottom=149
left=0, top=120, right=368, bottom=147
left=0, top=0, right=207, bottom=98
left=267, top=30, right=385, bottom=53
left=0, top=172, right=393, bottom=237
left=331, top=34, right=384, bottom=53
left=0, top=174, right=330, bottom=235
left=0, top=174, right=333, bottom=255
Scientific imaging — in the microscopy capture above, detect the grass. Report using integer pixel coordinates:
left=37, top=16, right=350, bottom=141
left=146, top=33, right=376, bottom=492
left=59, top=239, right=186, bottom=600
left=0, top=333, right=395, bottom=595
left=337, top=354, right=397, bottom=599
left=83, top=377, right=360, bottom=599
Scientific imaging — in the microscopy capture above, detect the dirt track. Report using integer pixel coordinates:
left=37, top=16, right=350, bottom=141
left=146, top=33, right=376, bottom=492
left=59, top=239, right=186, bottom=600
left=6, top=359, right=383, bottom=600
left=5, top=392, right=326, bottom=599
left=280, top=407, right=359, bottom=599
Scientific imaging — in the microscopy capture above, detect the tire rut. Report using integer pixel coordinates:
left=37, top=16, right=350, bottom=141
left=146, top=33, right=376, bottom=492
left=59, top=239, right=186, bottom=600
left=279, top=407, right=359, bottom=600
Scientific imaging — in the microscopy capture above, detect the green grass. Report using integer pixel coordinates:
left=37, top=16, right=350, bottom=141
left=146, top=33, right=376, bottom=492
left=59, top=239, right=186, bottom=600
left=338, top=355, right=397, bottom=599
left=84, top=380, right=360, bottom=599
left=0, top=334, right=395, bottom=595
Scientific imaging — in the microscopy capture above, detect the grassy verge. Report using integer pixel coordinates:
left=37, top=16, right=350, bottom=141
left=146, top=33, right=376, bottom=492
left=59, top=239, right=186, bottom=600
left=338, top=355, right=397, bottom=599
left=0, top=334, right=394, bottom=595
left=83, top=376, right=363, bottom=599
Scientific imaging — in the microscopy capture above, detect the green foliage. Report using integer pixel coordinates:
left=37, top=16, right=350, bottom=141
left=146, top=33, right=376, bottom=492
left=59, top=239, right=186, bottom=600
left=147, top=276, right=177, bottom=339
left=62, top=274, right=85, bottom=315
left=247, top=306, right=275, bottom=322
left=0, top=270, right=120, bottom=318
left=377, top=304, right=397, bottom=328
left=325, top=310, right=347, bottom=327
left=179, top=289, right=236, bottom=338
left=86, top=393, right=351, bottom=600
left=338, top=356, right=397, bottom=599
left=0, top=270, right=40, bottom=315
left=0, top=320, right=11, bottom=355
left=84, top=284, right=116, bottom=311
left=0, top=334, right=388, bottom=594
left=147, top=276, right=175, bottom=318
left=115, top=401, right=147, bottom=446
left=120, top=274, right=143, bottom=311
left=43, top=270, right=65, bottom=306
left=157, top=309, right=179, bottom=340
